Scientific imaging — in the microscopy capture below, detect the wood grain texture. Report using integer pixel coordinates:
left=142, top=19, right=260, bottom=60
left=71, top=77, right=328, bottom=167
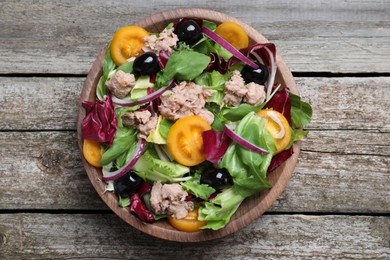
left=0, top=77, right=82, bottom=130
left=0, top=131, right=106, bottom=210
left=1, top=77, right=389, bottom=131
left=0, top=0, right=389, bottom=74
left=0, top=213, right=388, bottom=259
left=297, top=77, right=390, bottom=131
left=0, top=131, right=388, bottom=213
left=1, top=1, right=389, bottom=254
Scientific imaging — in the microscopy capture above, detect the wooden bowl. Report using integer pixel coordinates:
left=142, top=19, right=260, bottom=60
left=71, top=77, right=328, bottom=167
left=77, top=8, right=300, bottom=242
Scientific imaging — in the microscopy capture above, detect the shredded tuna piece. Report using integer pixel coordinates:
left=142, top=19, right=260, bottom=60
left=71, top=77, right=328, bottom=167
left=158, top=81, right=215, bottom=124
left=223, top=70, right=266, bottom=107
left=138, top=116, right=158, bottom=139
left=143, top=28, right=178, bottom=55
left=150, top=181, right=194, bottom=219
left=105, top=70, right=136, bottom=99
left=223, top=70, right=248, bottom=106
left=122, top=110, right=158, bottom=139
left=244, top=82, right=266, bottom=106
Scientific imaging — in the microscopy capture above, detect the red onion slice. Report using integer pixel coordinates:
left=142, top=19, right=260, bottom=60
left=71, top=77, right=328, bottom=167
left=202, top=27, right=258, bottom=69
left=224, top=125, right=269, bottom=155
left=102, top=138, right=146, bottom=181
left=112, top=81, right=174, bottom=107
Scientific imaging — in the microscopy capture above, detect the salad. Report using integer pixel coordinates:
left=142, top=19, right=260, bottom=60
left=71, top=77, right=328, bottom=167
left=81, top=17, right=312, bottom=231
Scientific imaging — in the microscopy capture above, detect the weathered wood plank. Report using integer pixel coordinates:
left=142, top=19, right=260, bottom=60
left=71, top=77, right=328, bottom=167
left=0, top=0, right=389, bottom=74
left=275, top=150, right=390, bottom=213
left=296, top=77, right=390, bottom=132
left=0, top=77, right=82, bottom=130
left=0, top=131, right=388, bottom=213
left=0, top=131, right=107, bottom=210
left=1, top=77, right=389, bottom=131
left=0, top=213, right=388, bottom=259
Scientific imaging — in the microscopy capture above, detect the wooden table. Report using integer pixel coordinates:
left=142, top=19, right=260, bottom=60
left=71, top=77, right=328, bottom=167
left=1, top=0, right=389, bottom=258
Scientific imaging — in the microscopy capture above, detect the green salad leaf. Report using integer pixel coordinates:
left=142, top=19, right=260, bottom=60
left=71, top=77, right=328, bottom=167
left=118, top=195, right=131, bottom=208
left=222, top=103, right=266, bottom=122
left=133, top=147, right=190, bottom=183
left=181, top=172, right=216, bottom=201
left=115, top=61, right=134, bottom=74
left=100, top=127, right=138, bottom=166
left=130, top=75, right=154, bottom=100
left=146, top=116, right=168, bottom=144
left=199, top=112, right=275, bottom=229
left=289, top=93, right=312, bottom=129
left=161, top=48, right=211, bottom=82
left=158, top=118, right=174, bottom=139
left=96, top=46, right=116, bottom=100
left=198, top=186, right=245, bottom=230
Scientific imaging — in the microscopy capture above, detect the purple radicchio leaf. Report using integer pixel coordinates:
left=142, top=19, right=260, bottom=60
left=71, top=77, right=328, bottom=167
left=82, top=95, right=117, bottom=147
left=130, top=193, right=154, bottom=223
left=267, top=147, right=294, bottom=173
left=157, top=50, right=171, bottom=69
left=202, top=129, right=231, bottom=165
left=246, top=43, right=277, bottom=98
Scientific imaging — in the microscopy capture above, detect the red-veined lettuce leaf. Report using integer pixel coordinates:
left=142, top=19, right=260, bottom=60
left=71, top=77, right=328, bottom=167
left=202, top=129, right=231, bottom=165
left=82, top=95, right=117, bottom=147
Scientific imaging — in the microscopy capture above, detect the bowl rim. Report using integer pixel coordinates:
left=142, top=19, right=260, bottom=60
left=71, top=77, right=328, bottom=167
left=77, top=8, right=300, bottom=242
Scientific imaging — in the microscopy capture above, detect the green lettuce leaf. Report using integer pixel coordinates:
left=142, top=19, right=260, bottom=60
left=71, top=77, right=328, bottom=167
left=181, top=172, right=216, bottom=201
left=158, top=118, right=174, bottom=139
left=199, top=112, right=275, bottom=229
left=130, top=75, right=154, bottom=100
left=289, top=93, right=312, bottom=129
left=161, top=48, right=211, bottom=82
left=222, top=103, right=266, bottom=122
left=118, top=195, right=131, bottom=208
left=100, top=127, right=137, bottom=166
left=96, top=46, right=116, bottom=100
left=198, top=186, right=245, bottom=230
left=132, top=147, right=190, bottom=183
left=146, top=116, right=168, bottom=144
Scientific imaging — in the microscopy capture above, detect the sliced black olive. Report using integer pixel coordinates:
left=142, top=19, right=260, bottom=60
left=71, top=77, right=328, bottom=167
left=200, top=168, right=233, bottom=190
left=241, top=62, right=269, bottom=85
left=175, top=20, right=202, bottom=45
left=114, top=171, right=142, bottom=197
left=133, top=52, right=159, bottom=76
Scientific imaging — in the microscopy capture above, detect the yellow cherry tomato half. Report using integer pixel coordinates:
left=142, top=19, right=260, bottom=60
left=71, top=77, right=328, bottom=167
left=215, top=21, right=249, bottom=50
left=82, top=139, right=103, bottom=168
left=110, top=25, right=149, bottom=66
left=167, top=116, right=211, bottom=166
left=167, top=208, right=206, bottom=232
left=256, top=109, right=292, bottom=155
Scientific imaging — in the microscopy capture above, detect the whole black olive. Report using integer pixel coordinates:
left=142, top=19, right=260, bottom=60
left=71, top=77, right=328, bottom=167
left=200, top=168, right=233, bottom=190
left=241, top=63, right=269, bottom=85
left=133, top=52, right=159, bottom=76
left=175, top=20, right=202, bottom=45
left=114, top=171, right=142, bottom=197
